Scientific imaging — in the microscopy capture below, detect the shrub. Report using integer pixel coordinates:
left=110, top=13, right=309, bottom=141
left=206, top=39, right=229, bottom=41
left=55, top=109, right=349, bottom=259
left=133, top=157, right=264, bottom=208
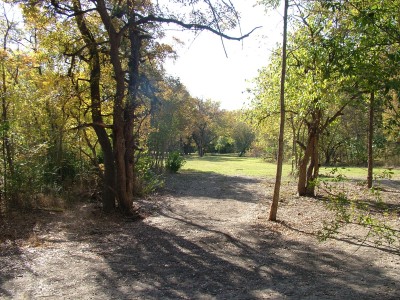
left=165, top=151, right=186, bottom=173
left=135, top=154, right=164, bottom=196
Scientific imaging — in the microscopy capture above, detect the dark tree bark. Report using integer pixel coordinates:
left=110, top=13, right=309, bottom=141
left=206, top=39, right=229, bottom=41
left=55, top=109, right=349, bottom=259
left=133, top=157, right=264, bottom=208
left=73, top=1, right=116, bottom=211
left=297, top=117, right=320, bottom=197
left=96, top=0, right=135, bottom=214
left=269, top=0, right=289, bottom=221
left=124, top=0, right=142, bottom=212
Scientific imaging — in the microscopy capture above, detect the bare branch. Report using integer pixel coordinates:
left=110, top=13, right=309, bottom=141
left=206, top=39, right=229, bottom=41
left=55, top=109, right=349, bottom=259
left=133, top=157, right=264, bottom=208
left=205, top=0, right=228, bottom=57
left=136, top=14, right=261, bottom=41
left=70, top=122, right=112, bottom=130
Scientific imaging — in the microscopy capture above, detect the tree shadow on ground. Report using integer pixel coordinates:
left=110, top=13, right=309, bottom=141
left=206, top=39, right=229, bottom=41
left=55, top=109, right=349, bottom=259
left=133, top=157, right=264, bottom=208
left=280, top=221, right=400, bottom=256
left=186, top=155, right=252, bottom=163
left=85, top=217, right=398, bottom=299
left=164, top=171, right=266, bottom=203
left=0, top=211, right=47, bottom=298
left=1, top=206, right=398, bottom=299
left=2, top=170, right=399, bottom=299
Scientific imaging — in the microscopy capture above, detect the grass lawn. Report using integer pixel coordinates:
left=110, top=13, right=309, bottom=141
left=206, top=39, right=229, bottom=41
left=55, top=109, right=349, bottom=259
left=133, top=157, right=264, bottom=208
left=182, top=154, right=400, bottom=180
left=182, top=154, right=292, bottom=178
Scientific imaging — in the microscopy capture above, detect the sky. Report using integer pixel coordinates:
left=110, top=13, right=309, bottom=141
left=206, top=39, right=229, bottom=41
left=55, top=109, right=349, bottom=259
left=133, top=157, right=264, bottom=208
left=162, top=1, right=284, bottom=111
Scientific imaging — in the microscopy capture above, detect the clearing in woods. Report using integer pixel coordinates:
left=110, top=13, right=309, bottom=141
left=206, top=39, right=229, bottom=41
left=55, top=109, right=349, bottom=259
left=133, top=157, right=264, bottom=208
left=1, top=156, right=399, bottom=299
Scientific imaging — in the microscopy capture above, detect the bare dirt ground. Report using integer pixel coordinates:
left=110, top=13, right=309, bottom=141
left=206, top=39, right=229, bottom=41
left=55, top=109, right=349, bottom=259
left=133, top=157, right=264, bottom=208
left=1, top=171, right=399, bottom=299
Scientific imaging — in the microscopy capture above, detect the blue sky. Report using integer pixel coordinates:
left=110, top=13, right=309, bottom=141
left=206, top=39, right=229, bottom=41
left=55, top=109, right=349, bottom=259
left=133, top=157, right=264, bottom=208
left=162, top=0, right=283, bottom=110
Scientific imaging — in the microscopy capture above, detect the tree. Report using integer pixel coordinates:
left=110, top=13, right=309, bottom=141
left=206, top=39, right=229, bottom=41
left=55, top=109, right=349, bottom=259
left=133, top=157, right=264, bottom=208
left=0, top=3, right=18, bottom=207
left=191, top=99, right=221, bottom=157
left=231, top=120, right=255, bottom=157
left=269, top=0, right=289, bottom=221
left=17, top=0, right=258, bottom=214
left=336, top=0, right=400, bottom=187
left=148, top=76, right=195, bottom=169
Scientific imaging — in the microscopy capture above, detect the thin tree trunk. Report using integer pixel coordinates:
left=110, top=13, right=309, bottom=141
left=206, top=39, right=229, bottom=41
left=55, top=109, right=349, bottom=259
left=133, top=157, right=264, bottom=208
left=290, top=115, right=297, bottom=175
left=269, top=0, right=289, bottom=221
left=367, top=91, right=374, bottom=188
left=1, top=22, right=14, bottom=209
left=1, top=62, right=9, bottom=207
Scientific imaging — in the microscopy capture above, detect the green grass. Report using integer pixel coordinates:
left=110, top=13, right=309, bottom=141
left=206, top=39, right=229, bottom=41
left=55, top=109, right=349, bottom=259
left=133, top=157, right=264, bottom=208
left=182, top=154, right=400, bottom=180
left=182, top=154, right=292, bottom=178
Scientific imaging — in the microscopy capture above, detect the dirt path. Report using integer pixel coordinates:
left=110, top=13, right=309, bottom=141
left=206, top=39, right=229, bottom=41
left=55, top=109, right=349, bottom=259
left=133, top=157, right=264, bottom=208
left=1, top=171, right=399, bottom=299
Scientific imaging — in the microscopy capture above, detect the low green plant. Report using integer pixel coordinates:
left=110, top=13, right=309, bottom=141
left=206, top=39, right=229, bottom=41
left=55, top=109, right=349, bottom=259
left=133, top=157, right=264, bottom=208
left=374, top=168, right=394, bottom=181
left=165, top=151, right=186, bottom=173
left=135, top=154, right=164, bottom=196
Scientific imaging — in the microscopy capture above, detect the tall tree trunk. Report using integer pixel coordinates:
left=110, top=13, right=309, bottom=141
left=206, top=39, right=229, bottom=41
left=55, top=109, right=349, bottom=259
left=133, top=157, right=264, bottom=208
left=73, top=1, right=115, bottom=211
left=367, top=91, right=374, bottom=188
left=1, top=22, right=14, bottom=209
left=269, top=0, right=289, bottom=221
left=97, top=0, right=136, bottom=214
left=124, top=1, right=141, bottom=212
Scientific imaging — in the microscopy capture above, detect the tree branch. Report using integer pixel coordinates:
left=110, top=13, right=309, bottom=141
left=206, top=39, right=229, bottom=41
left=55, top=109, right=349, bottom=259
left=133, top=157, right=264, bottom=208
left=71, top=122, right=112, bottom=130
left=296, top=140, right=306, bottom=150
left=136, top=14, right=261, bottom=41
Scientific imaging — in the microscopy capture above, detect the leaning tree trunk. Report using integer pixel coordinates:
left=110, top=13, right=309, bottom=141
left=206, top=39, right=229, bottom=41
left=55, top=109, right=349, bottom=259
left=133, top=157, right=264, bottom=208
left=88, top=37, right=116, bottom=212
left=298, top=124, right=320, bottom=197
left=297, top=101, right=349, bottom=197
left=73, top=1, right=115, bottom=211
left=367, top=91, right=374, bottom=188
left=305, top=131, right=320, bottom=195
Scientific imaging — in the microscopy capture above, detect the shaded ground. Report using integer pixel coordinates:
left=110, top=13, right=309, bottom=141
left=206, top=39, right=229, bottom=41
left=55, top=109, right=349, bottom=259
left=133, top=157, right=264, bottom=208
left=1, top=171, right=399, bottom=299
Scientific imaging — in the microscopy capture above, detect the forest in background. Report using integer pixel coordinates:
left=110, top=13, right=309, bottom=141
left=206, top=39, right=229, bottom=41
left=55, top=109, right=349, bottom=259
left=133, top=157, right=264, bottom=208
left=0, top=0, right=399, bottom=216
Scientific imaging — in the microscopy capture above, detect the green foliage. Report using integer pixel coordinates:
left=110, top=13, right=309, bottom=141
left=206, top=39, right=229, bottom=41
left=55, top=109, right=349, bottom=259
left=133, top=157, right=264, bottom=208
left=374, top=168, right=394, bottom=180
left=317, top=173, right=399, bottom=247
left=135, top=154, right=164, bottom=196
left=232, top=122, right=256, bottom=157
left=165, top=151, right=186, bottom=173
left=215, top=136, right=235, bottom=154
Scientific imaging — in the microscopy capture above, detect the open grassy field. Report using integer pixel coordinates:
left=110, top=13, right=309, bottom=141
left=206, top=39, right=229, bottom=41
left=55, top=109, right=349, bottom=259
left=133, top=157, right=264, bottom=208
left=182, top=154, right=400, bottom=180
left=182, top=154, right=292, bottom=178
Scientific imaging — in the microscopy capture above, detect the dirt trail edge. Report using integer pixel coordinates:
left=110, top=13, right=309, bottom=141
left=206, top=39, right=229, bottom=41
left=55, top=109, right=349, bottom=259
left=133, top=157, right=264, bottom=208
left=1, top=170, right=399, bottom=299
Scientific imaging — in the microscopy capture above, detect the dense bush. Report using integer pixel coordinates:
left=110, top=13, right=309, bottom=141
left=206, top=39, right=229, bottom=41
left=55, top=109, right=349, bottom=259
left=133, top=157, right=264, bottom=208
left=135, top=154, right=164, bottom=196
left=165, top=151, right=186, bottom=173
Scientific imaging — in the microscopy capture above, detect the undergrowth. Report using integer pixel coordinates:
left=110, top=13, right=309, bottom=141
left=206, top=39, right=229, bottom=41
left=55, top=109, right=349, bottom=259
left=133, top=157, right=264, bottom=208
left=317, top=168, right=399, bottom=248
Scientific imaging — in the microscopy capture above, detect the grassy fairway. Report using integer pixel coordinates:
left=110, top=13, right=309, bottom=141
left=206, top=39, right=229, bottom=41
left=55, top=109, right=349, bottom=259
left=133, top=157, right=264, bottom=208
left=182, top=154, right=400, bottom=180
left=182, top=154, right=292, bottom=178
